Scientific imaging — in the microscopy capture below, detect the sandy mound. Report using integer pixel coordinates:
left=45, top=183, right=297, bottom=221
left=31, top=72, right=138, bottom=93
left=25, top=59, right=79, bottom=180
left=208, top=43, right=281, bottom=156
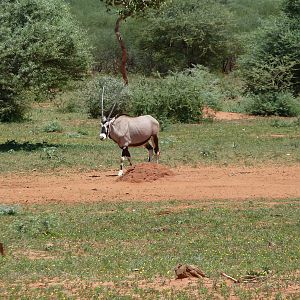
left=118, top=163, right=174, bottom=183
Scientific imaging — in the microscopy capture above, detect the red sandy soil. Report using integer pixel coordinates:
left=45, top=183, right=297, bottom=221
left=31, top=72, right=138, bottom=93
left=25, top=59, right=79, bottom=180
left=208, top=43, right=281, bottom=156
left=1, top=163, right=300, bottom=205
left=202, top=107, right=255, bottom=120
left=118, top=163, right=175, bottom=183
left=8, top=274, right=300, bottom=299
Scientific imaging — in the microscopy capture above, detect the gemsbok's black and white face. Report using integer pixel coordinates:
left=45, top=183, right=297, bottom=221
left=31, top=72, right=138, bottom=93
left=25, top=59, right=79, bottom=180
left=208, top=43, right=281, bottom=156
left=99, top=118, right=109, bottom=140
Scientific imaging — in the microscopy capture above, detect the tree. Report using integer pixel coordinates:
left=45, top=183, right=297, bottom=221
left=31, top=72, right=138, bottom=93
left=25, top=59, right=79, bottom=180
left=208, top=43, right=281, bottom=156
left=239, top=0, right=300, bottom=116
left=240, top=1, right=300, bottom=95
left=135, top=0, right=238, bottom=73
left=0, top=0, right=92, bottom=121
left=100, top=0, right=166, bottom=84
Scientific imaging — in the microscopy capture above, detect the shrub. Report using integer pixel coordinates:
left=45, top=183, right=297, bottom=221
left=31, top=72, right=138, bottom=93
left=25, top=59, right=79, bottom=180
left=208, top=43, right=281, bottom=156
left=239, top=4, right=300, bottom=96
left=0, top=0, right=92, bottom=121
left=238, top=0, right=300, bottom=117
left=0, top=205, right=19, bottom=216
left=82, top=76, right=131, bottom=119
left=283, top=0, right=300, bottom=19
left=244, top=92, right=300, bottom=116
left=0, top=91, right=28, bottom=122
left=130, top=66, right=223, bottom=123
left=42, top=121, right=63, bottom=133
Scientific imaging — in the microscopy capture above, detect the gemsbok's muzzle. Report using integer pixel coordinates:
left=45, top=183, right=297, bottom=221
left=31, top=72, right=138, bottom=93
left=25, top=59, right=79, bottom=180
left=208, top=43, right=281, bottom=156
left=99, top=133, right=106, bottom=140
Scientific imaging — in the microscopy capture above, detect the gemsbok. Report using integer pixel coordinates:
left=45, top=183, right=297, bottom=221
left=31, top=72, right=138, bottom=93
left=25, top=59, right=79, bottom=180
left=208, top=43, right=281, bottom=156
left=99, top=88, right=160, bottom=176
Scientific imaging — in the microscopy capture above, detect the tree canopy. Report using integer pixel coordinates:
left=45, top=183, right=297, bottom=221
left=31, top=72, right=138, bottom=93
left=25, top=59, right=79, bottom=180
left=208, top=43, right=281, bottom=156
left=0, top=0, right=92, bottom=121
left=136, top=0, right=238, bottom=73
left=100, top=0, right=166, bottom=18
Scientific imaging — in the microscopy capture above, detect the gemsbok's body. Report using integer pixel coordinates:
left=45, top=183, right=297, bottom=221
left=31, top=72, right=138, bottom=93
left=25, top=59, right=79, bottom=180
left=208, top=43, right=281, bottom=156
left=99, top=115, right=160, bottom=176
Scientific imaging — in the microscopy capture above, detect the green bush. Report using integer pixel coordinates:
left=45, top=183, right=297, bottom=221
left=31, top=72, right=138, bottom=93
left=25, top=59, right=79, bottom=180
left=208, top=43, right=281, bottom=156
left=238, top=1, right=300, bottom=116
left=0, top=91, right=28, bottom=122
left=42, top=121, right=63, bottom=133
left=244, top=92, right=300, bottom=116
left=0, top=0, right=92, bottom=121
left=283, top=0, right=300, bottom=19
left=0, top=205, right=19, bottom=216
left=239, top=3, right=300, bottom=95
left=136, top=0, right=238, bottom=73
left=82, top=76, right=130, bottom=119
left=130, top=66, right=223, bottom=123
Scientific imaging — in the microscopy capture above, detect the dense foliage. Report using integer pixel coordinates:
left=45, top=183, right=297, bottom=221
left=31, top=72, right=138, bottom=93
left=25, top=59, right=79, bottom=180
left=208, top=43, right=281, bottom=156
left=68, top=0, right=283, bottom=74
left=83, top=76, right=130, bottom=119
left=2, top=0, right=300, bottom=121
left=239, top=0, right=300, bottom=116
left=100, top=0, right=166, bottom=18
left=82, top=66, right=228, bottom=123
left=136, top=0, right=238, bottom=73
left=0, top=0, right=92, bottom=121
left=129, top=66, right=223, bottom=123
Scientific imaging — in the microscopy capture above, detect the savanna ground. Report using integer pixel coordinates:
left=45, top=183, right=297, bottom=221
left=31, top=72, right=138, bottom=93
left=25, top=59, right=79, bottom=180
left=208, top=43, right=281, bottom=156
left=0, top=104, right=300, bottom=299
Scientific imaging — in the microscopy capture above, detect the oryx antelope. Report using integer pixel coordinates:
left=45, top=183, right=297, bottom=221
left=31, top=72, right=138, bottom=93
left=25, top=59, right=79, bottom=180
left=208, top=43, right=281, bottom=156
left=99, top=88, right=160, bottom=176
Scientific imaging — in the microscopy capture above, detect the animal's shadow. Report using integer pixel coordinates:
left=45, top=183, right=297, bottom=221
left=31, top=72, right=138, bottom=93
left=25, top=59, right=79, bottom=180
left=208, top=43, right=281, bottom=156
left=0, top=140, right=57, bottom=152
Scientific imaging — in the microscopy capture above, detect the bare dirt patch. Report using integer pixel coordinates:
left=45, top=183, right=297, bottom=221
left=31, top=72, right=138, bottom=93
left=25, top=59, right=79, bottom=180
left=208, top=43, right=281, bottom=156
left=202, top=107, right=255, bottom=120
left=118, top=163, right=174, bottom=183
left=1, top=164, right=300, bottom=204
left=11, top=275, right=300, bottom=299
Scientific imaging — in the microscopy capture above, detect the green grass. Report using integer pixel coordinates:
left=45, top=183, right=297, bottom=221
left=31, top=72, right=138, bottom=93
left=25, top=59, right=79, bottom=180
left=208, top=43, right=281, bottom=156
left=0, top=104, right=300, bottom=173
left=0, top=199, right=299, bottom=299
left=1, top=104, right=300, bottom=298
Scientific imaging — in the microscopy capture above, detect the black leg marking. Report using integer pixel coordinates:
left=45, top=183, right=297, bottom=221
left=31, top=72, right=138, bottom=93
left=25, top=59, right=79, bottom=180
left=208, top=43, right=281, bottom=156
left=145, top=142, right=153, bottom=151
left=122, top=147, right=131, bottom=158
left=145, top=142, right=153, bottom=162
left=121, top=147, right=132, bottom=166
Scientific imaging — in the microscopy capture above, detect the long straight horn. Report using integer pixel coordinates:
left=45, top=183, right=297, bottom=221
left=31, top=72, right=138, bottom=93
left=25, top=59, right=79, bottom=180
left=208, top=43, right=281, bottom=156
left=101, top=86, right=104, bottom=120
left=108, top=101, right=117, bottom=119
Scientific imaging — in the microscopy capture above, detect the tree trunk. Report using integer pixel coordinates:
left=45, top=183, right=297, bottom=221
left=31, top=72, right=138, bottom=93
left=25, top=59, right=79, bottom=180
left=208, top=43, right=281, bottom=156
left=222, top=55, right=236, bottom=74
left=115, top=16, right=128, bottom=85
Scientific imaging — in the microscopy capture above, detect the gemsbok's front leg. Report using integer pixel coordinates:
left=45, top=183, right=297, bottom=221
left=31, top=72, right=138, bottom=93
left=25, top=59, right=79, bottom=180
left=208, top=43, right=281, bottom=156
left=118, top=147, right=132, bottom=176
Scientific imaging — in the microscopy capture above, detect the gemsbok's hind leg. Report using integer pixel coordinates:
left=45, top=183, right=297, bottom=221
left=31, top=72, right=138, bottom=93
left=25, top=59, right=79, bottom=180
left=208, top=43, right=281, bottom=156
left=151, top=135, right=160, bottom=163
left=144, top=142, right=153, bottom=162
left=119, top=147, right=132, bottom=176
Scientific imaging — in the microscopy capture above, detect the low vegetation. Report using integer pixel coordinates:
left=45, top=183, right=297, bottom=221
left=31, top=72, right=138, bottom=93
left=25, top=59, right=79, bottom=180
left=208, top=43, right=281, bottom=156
left=0, top=103, right=300, bottom=173
left=0, top=200, right=299, bottom=298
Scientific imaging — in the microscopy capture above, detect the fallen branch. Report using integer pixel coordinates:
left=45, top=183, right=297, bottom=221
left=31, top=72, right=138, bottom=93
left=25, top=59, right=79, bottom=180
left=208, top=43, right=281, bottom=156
left=221, top=272, right=238, bottom=283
